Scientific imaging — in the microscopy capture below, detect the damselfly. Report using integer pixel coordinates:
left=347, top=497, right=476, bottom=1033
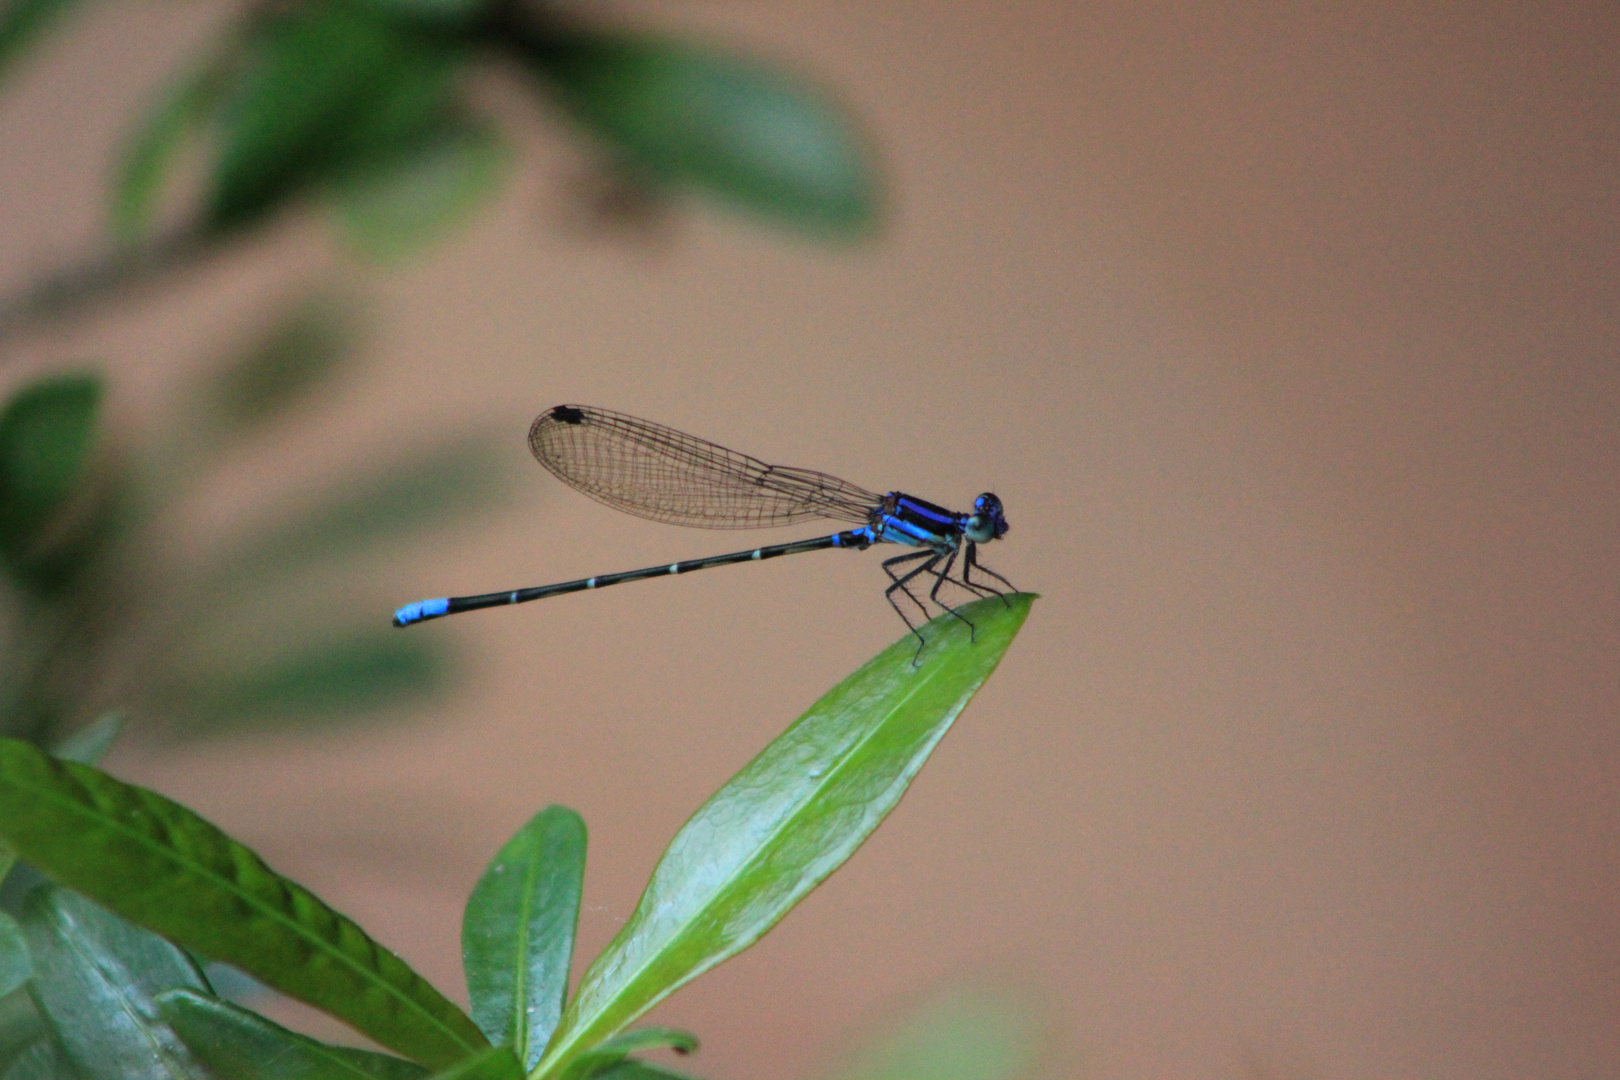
left=393, top=405, right=1014, bottom=649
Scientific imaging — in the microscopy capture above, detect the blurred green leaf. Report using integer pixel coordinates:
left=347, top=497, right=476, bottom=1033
left=0, top=375, right=100, bottom=583
left=0, top=1037, right=76, bottom=1080
left=111, top=61, right=228, bottom=245
left=827, top=987, right=1040, bottom=1080
left=0, top=987, right=40, bottom=1064
left=333, top=116, right=510, bottom=263
left=209, top=0, right=464, bottom=232
left=559, top=1029, right=697, bottom=1080
left=358, top=0, right=492, bottom=32
left=208, top=293, right=358, bottom=431
left=538, top=595, right=1035, bottom=1076
left=160, top=989, right=430, bottom=1080
left=0, top=915, right=27, bottom=997
left=0, top=0, right=81, bottom=84
left=0, top=740, right=488, bottom=1067
left=528, top=32, right=880, bottom=235
left=590, top=1062, right=696, bottom=1080
left=424, top=1047, right=522, bottom=1080
left=208, top=434, right=509, bottom=585
left=50, top=714, right=123, bottom=766
left=462, top=806, right=585, bottom=1070
left=172, top=626, right=448, bottom=729
left=20, top=887, right=210, bottom=1080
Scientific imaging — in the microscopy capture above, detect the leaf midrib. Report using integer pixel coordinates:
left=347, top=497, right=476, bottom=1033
left=15, top=764, right=479, bottom=1059
left=546, top=642, right=966, bottom=1067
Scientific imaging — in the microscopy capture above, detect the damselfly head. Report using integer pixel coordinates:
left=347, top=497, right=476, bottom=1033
left=965, top=492, right=1009, bottom=543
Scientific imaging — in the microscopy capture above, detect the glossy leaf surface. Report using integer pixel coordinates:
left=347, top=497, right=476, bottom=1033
left=159, top=989, right=429, bottom=1080
left=539, top=595, right=1034, bottom=1074
left=0, top=740, right=487, bottom=1068
left=462, top=806, right=585, bottom=1070
left=20, top=887, right=209, bottom=1080
left=530, top=32, right=879, bottom=235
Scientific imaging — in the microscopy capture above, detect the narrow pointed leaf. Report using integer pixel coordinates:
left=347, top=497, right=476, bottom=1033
left=112, top=61, right=228, bottom=244
left=527, top=32, right=879, bottom=235
left=159, top=989, right=429, bottom=1080
left=0, top=740, right=488, bottom=1068
left=462, top=807, right=585, bottom=1069
left=21, top=887, right=209, bottom=1080
left=539, top=595, right=1034, bottom=1074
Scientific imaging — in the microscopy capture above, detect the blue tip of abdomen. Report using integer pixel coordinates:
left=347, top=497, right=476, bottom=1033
left=393, top=598, right=450, bottom=627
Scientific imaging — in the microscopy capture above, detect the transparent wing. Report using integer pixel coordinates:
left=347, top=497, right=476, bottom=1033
left=528, top=405, right=881, bottom=529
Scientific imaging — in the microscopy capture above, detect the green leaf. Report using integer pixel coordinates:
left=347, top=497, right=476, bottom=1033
left=332, top=116, right=510, bottom=263
left=209, top=0, right=462, bottom=231
left=0, top=914, right=28, bottom=997
left=20, top=887, right=210, bottom=1080
left=207, top=293, right=358, bottom=430
left=159, top=988, right=429, bottom=1080
left=425, top=1047, right=522, bottom=1080
left=171, top=626, right=448, bottom=730
left=528, top=32, right=879, bottom=235
left=825, top=986, right=1039, bottom=1080
left=0, top=0, right=81, bottom=84
left=357, top=0, right=490, bottom=28
left=0, top=741, right=488, bottom=1068
left=0, top=374, right=101, bottom=584
left=537, top=595, right=1034, bottom=1076
left=558, top=1029, right=696, bottom=1080
left=206, top=434, right=509, bottom=585
left=462, top=807, right=585, bottom=1070
left=51, top=714, right=124, bottom=766
left=0, top=986, right=48, bottom=1067
left=111, top=61, right=228, bottom=244
left=0, top=1037, right=77, bottom=1080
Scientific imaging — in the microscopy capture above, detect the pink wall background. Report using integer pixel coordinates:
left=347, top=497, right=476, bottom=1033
left=3, top=3, right=1616, bottom=1078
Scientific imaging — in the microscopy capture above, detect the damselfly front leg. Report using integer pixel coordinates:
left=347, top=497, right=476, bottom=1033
left=961, top=543, right=1015, bottom=606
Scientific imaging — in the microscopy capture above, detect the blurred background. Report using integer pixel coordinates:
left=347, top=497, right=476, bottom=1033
left=1, top=1, right=1616, bottom=1078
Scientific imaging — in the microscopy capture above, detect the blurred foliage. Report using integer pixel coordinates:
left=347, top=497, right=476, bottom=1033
left=0, top=292, right=513, bottom=746
left=0, top=0, right=886, bottom=735
left=826, top=986, right=1042, bottom=1080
